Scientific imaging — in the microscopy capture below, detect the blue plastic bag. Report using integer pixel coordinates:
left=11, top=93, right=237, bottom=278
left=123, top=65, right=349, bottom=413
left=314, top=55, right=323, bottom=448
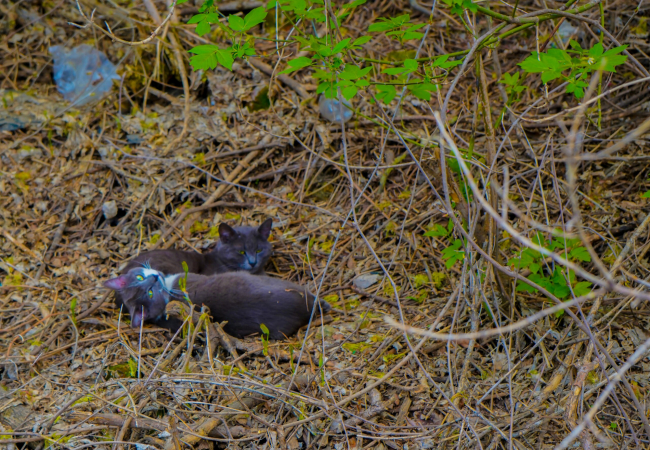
left=49, top=44, right=120, bottom=106
left=319, top=95, right=353, bottom=123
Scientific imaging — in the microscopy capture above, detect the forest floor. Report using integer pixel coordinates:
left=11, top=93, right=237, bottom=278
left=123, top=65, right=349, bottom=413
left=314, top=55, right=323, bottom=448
left=1, top=0, right=650, bottom=448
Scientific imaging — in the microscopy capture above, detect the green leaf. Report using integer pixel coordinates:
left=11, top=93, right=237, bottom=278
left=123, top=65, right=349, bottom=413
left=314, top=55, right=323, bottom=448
left=333, top=38, right=351, bottom=54
left=408, top=81, right=437, bottom=100
left=551, top=267, right=566, bottom=285
left=343, top=0, right=366, bottom=8
left=573, top=281, right=592, bottom=297
left=341, top=85, right=358, bottom=100
left=188, top=44, right=234, bottom=70
left=401, top=31, right=424, bottom=41
left=541, top=70, right=561, bottom=83
left=641, top=190, right=650, bottom=198
left=599, top=54, right=628, bottom=72
left=205, top=12, right=221, bottom=22
left=424, top=223, right=449, bottom=237
left=313, top=68, right=334, bottom=81
left=532, top=232, right=549, bottom=250
left=70, top=297, right=78, bottom=326
left=516, top=280, right=538, bottom=293
left=569, top=246, right=591, bottom=262
left=198, top=0, right=213, bottom=12
left=403, top=59, right=418, bottom=71
left=196, top=20, right=211, bottom=36
left=368, top=14, right=410, bottom=32
left=369, top=21, right=397, bottom=32
left=376, top=84, right=396, bottom=104
left=352, top=36, right=372, bottom=47
left=260, top=324, right=269, bottom=356
left=547, top=48, right=571, bottom=67
left=529, top=273, right=550, bottom=289
left=190, top=53, right=218, bottom=70
left=519, top=53, right=554, bottom=73
left=188, top=44, right=221, bottom=54
left=435, top=55, right=463, bottom=69
left=339, top=65, right=371, bottom=80
left=589, top=43, right=604, bottom=58
left=553, top=284, right=570, bottom=298
left=441, top=239, right=465, bottom=268
left=569, top=40, right=582, bottom=51
left=382, top=67, right=408, bottom=75
left=566, top=79, right=588, bottom=98
left=228, top=14, right=245, bottom=31
left=463, top=0, right=477, bottom=12
left=528, top=262, right=541, bottom=274
left=602, top=44, right=628, bottom=57
left=243, top=6, right=267, bottom=30
left=306, top=8, right=326, bottom=22
left=317, top=81, right=336, bottom=98
left=280, top=56, right=313, bottom=74
left=188, top=14, right=207, bottom=24
left=500, top=72, right=519, bottom=86
left=508, top=250, right=534, bottom=270
left=215, top=49, right=234, bottom=70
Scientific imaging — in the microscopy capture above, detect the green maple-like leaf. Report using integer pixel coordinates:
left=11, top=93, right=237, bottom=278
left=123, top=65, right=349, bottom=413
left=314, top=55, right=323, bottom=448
left=376, top=84, right=396, bottom=104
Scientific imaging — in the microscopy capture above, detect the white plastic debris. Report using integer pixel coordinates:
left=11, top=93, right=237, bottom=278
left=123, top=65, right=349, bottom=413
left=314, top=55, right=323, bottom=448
left=102, top=200, right=118, bottom=220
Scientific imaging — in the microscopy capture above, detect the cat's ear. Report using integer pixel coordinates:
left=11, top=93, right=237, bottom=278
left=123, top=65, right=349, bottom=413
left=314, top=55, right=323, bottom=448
left=219, top=223, right=237, bottom=243
left=258, top=218, right=273, bottom=240
left=104, top=275, right=128, bottom=290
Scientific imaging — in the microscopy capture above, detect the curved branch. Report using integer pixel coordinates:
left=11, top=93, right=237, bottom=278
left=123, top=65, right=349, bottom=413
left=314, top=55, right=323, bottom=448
left=70, top=0, right=178, bottom=46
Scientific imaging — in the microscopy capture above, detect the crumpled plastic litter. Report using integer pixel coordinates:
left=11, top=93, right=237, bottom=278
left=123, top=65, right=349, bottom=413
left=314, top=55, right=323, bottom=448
left=49, top=44, right=120, bottom=106
left=353, top=274, right=380, bottom=289
left=102, top=200, right=118, bottom=220
left=557, top=21, right=582, bottom=45
left=319, top=95, right=353, bottom=123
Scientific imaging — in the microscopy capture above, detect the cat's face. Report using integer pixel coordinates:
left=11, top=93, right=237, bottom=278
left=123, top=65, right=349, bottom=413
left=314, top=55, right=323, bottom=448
left=217, top=218, right=273, bottom=273
left=104, top=267, right=170, bottom=328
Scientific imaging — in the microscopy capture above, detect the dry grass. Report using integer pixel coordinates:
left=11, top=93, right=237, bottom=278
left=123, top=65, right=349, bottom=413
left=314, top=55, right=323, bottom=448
left=1, top=0, right=650, bottom=448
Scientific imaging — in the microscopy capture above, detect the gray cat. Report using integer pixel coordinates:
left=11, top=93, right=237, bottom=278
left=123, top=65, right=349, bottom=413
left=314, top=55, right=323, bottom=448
left=104, top=267, right=330, bottom=339
left=112, top=219, right=273, bottom=323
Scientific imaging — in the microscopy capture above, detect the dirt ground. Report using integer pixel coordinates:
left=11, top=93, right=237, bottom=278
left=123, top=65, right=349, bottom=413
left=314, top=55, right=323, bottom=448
left=2, top=0, right=650, bottom=448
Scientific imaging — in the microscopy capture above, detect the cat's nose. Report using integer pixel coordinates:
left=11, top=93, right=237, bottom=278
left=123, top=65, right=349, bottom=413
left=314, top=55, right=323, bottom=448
left=247, top=257, right=257, bottom=267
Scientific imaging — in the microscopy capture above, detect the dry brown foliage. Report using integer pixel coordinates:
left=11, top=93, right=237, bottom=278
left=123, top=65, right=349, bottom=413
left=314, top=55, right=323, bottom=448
left=1, top=0, right=650, bottom=448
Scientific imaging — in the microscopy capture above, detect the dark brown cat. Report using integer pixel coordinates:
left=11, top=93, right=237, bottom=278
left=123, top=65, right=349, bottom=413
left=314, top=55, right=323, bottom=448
left=104, top=267, right=331, bottom=339
left=122, top=219, right=273, bottom=276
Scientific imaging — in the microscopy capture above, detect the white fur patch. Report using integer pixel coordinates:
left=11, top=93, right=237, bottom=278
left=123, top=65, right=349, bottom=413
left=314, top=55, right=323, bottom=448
left=142, top=268, right=160, bottom=278
left=164, top=274, right=181, bottom=292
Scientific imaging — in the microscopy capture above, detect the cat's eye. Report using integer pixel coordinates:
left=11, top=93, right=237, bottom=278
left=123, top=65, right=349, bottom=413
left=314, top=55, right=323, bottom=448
left=136, top=275, right=144, bottom=281
left=148, top=290, right=153, bottom=298
left=239, top=250, right=245, bottom=255
left=256, top=249, right=262, bottom=253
